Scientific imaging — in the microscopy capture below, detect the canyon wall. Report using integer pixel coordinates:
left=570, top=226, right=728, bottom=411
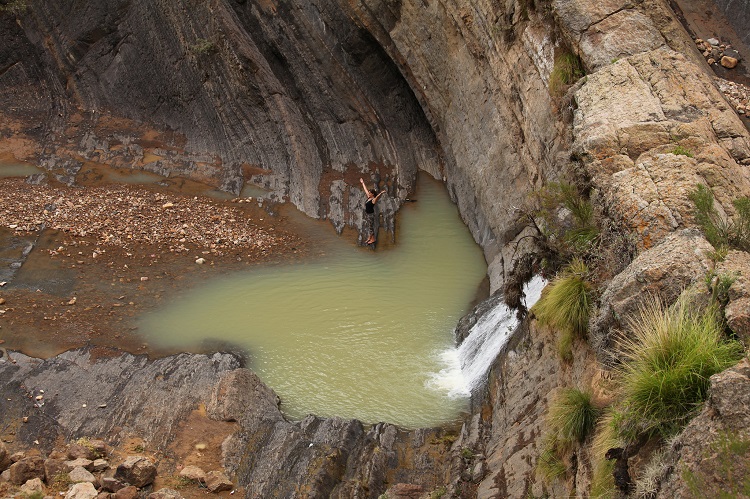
left=0, top=0, right=441, bottom=235
left=2, top=0, right=750, bottom=497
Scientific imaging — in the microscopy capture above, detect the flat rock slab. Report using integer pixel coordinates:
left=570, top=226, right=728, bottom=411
left=0, top=348, right=241, bottom=451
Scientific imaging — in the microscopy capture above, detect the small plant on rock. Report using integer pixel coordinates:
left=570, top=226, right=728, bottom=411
left=671, top=145, right=694, bottom=157
left=615, top=295, right=743, bottom=440
left=0, top=0, right=29, bottom=15
left=537, top=435, right=568, bottom=483
left=549, top=51, right=585, bottom=97
left=533, top=258, right=592, bottom=341
left=689, top=184, right=750, bottom=252
left=547, top=388, right=600, bottom=444
left=191, top=38, right=217, bottom=55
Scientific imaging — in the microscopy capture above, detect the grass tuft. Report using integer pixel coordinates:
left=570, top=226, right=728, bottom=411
left=537, top=436, right=568, bottom=483
left=549, top=52, right=585, bottom=97
left=615, top=295, right=743, bottom=439
left=548, top=388, right=599, bottom=444
left=671, top=145, right=694, bottom=157
left=690, top=184, right=750, bottom=251
left=590, top=410, right=621, bottom=498
left=533, top=258, right=592, bottom=338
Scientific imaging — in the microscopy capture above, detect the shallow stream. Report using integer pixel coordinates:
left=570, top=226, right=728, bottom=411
left=139, top=176, right=488, bottom=428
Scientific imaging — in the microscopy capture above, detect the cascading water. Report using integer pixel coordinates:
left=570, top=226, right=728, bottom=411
left=431, top=275, right=547, bottom=396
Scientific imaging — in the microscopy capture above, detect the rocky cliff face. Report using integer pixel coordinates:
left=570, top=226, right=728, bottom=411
left=0, top=0, right=441, bottom=234
left=2, top=0, right=750, bottom=496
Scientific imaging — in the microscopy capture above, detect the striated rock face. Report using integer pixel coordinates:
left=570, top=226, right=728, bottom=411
left=714, top=0, right=750, bottom=47
left=0, top=348, right=240, bottom=450
left=212, top=368, right=453, bottom=498
left=0, top=0, right=440, bottom=233
left=344, top=0, right=566, bottom=291
left=0, top=352, right=455, bottom=497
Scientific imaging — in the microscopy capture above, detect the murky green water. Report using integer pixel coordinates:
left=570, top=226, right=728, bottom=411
left=139, top=176, right=487, bottom=428
left=0, top=162, right=43, bottom=177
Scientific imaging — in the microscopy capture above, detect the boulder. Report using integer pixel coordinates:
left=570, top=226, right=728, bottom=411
left=92, top=459, right=109, bottom=472
left=204, top=470, right=233, bottom=492
left=69, top=466, right=97, bottom=483
left=65, top=482, right=98, bottom=499
left=9, top=456, right=45, bottom=485
left=0, top=469, right=8, bottom=482
left=19, top=477, right=45, bottom=496
left=100, top=476, right=126, bottom=493
left=658, top=359, right=750, bottom=496
left=718, top=250, right=750, bottom=342
left=178, top=465, right=205, bottom=481
left=90, top=440, right=108, bottom=458
left=44, top=457, right=72, bottom=483
left=65, top=458, right=94, bottom=471
left=114, top=486, right=139, bottom=499
left=384, top=483, right=424, bottom=498
left=0, top=442, right=9, bottom=472
left=148, top=488, right=184, bottom=499
left=114, top=456, right=156, bottom=487
left=67, top=443, right=95, bottom=460
left=208, top=368, right=282, bottom=423
left=590, top=229, right=714, bottom=362
left=721, top=56, right=738, bottom=69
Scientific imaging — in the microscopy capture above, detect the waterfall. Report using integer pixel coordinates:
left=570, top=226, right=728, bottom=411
left=429, top=275, right=547, bottom=397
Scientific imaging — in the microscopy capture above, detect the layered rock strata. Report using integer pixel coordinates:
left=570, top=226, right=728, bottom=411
left=0, top=0, right=441, bottom=235
left=0, top=350, right=455, bottom=497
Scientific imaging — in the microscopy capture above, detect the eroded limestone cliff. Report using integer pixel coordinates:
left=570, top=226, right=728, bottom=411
left=1, top=0, right=750, bottom=497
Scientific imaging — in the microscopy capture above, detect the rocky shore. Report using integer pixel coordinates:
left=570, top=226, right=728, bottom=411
left=0, top=178, right=295, bottom=259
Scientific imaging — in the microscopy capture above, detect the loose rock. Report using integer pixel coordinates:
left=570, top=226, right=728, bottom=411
left=114, top=456, right=157, bottom=487
left=721, top=56, right=738, bottom=68
left=178, top=465, right=205, bottom=481
left=69, top=465, right=97, bottom=483
left=66, top=481, right=99, bottom=499
left=204, top=470, right=233, bottom=492
left=114, top=485, right=139, bottom=499
left=9, top=456, right=45, bottom=485
left=148, top=488, right=184, bottom=499
left=66, top=458, right=94, bottom=470
left=0, top=441, right=9, bottom=472
left=19, top=477, right=45, bottom=495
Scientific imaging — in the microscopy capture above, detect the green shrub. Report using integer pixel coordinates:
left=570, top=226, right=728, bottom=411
left=549, top=52, right=585, bottom=97
left=191, top=38, right=217, bottom=55
left=705, top=270, right=738, bottom=307
left=0, top=0, right=28, bottom=15
left=689, top=184, right=750, bottom=252
left=537, top=436, right=568, bottom=483
left=671, top=145, right=694, bottom=157
left=532, top=259, right=592, bottom=337
left=615, top=295, right=743, bottom=439
left=538, top=182, right=598, bottom=252
left=589, top=410, right=621, bottom=498
left=548, top=388, right=600, bottom=444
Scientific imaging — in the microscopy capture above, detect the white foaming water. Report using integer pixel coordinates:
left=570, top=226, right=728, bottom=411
left=429, top=275, right=547, bottom=397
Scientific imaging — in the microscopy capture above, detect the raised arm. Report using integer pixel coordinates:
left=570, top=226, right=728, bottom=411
left=373, top=190, right=386, bottom=203
left=359, top=177, right=371, bottom=197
